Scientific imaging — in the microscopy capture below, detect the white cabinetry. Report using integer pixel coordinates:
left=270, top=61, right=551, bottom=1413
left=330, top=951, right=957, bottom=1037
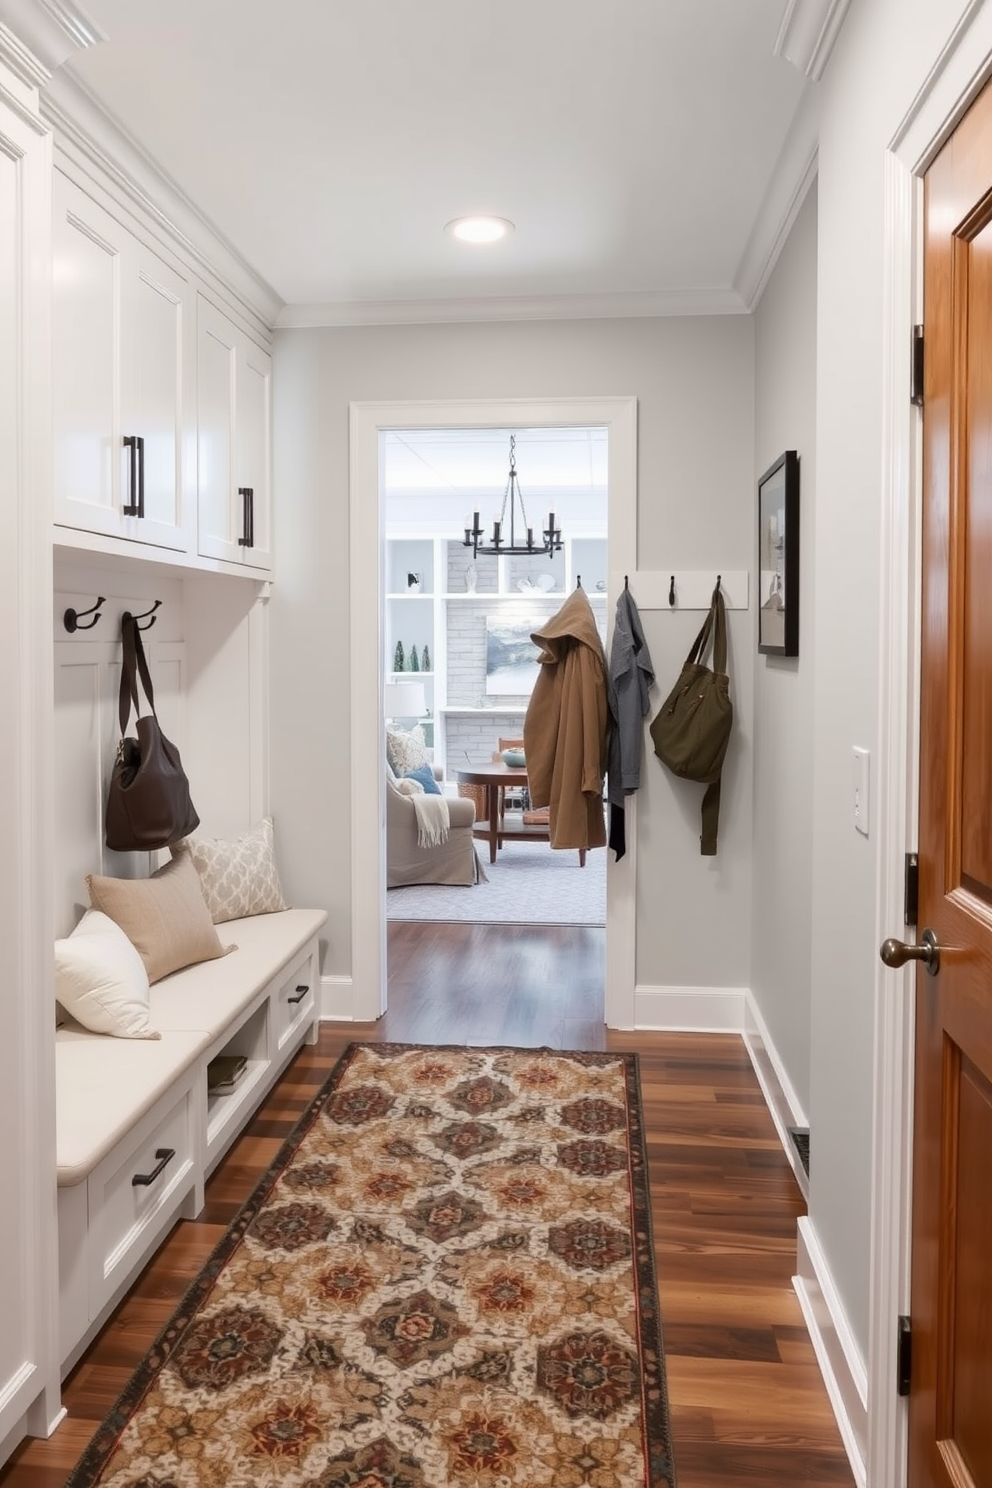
left=0, top=75, right=59, bottom=1449
left=52, top=172, right=192, bottom=552
left=196, top=294, right=272, bottom=570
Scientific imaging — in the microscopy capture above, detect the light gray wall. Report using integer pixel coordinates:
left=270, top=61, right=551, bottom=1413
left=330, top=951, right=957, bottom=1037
left=751, top=183, right=817, bottom=1117
left=271, top=315, right=754, bottom=989
left=810, top=0, right=970, bottom=1354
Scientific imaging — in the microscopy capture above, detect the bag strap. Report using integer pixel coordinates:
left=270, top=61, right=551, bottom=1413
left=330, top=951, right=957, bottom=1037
left=118, top=612, right=158, bottom=737
left=683, top=584, right=728, bottom=674
left=700, top=776, right=721, bottom=856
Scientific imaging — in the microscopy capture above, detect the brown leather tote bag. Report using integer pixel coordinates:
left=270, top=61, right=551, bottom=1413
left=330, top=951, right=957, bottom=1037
left=105, top=611, right=200, bottom=852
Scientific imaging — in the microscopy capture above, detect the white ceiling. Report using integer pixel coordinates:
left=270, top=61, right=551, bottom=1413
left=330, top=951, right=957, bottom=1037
left=53, top=0, right=834, bottom=323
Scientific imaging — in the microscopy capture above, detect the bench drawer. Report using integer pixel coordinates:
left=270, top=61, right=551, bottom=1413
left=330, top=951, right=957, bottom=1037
left=88, top=1079, right=196, bottom=1313
left=274, top=947, right=315, bottom=1051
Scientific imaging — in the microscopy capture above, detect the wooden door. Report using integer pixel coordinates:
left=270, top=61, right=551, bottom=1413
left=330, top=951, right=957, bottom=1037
left=911, top=76, right=992, bottom=1488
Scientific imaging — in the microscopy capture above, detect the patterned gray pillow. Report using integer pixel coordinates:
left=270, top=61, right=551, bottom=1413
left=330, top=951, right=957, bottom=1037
left=172, top=817, right=289, bottom=924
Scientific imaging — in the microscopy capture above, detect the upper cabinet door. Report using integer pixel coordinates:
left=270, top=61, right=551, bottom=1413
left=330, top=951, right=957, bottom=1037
left=52, top=173, right=120, bottom=538
left=122, top=243, right=191, bottom=550
left=236, top=338, right=272, bottom=570
left=52, top=173, right=191, bottom=552
left=196, top=293, right=272, bottom=572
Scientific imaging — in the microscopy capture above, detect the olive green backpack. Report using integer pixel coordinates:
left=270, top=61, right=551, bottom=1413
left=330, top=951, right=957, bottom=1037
left=649, top=584, right=732, bottom=855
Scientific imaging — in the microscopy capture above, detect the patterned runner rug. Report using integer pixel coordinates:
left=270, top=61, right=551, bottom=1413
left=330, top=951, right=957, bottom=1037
left=68, top=1043, right=675, bottom=1488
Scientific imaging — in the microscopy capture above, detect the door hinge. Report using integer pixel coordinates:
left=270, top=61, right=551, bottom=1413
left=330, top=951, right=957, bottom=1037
left=904, top=852, right=919, bottom=926
left=897, top=1315, right=912, bottom=1396
left=911, top=325, right=924, bottom=406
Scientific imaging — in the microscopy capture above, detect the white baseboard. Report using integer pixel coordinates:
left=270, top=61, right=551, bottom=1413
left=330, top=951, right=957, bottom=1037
left=320, top=975, right=356, bottom=1021
left=633, top=983, right=748, bottom=1031
left=794, top=1217, right=868, bottom=1488
left=743, top=992, right=810, bottom=1200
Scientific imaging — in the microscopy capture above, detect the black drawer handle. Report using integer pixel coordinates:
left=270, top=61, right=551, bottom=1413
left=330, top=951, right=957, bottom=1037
left=238, top=486, right=254, bottom=547
left=288, top=984, right=309, bottom=1005
left=131, top=1147, right=176, bottom=1187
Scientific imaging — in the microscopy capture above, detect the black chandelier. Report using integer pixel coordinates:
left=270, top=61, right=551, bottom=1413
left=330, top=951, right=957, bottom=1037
left=462, top=434, right=563, bottom=558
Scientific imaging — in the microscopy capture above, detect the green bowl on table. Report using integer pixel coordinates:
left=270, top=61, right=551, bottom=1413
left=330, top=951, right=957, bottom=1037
left=501, top=748, right=526, bottom=767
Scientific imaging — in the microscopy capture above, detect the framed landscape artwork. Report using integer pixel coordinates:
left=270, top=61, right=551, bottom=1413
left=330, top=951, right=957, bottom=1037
left=758, top=449, right=800, bottom=657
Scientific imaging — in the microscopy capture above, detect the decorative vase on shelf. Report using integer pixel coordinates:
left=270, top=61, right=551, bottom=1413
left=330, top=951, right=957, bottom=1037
left=465, top=564, right=478, bottom=593
left=410, top=645, right=420, bottom=672
left=393, top=641, right=405, bottom=672
left=407, top=572, right=421, bottom=593
left=422, top=644, right=431, bottom=672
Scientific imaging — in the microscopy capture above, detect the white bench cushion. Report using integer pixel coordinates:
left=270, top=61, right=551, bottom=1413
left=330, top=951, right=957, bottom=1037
left=149, top=908, right=326, bottom=1037
left=56, top=907, right=327, bottom=1187
left=56, top=1028, right=208, bottom=1186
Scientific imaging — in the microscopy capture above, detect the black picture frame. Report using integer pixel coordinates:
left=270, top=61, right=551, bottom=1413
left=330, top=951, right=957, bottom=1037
left=757, top=450, right=800, bottom=657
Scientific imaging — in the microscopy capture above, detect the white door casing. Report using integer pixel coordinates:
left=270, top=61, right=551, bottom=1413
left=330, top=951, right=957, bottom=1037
left=349, top=397, right=638, bottom=1027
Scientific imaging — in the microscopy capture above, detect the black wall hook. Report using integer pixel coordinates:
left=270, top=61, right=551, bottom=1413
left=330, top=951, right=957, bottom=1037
left=624, top=574, right=629, bottom=591
left=575, top=575, right=582, bottom=589
left=132, top=600, right=162, bottom=631
left=668, top=575, right=676, bottom=607
left=63, top=596, right=106, bottom=634
left=716, top=574, right=722, bottom=594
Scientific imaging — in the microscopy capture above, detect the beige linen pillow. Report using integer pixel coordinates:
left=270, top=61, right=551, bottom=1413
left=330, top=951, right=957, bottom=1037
left=172, top=817, right=288, bottom=924
left=55, top=910, right=160, bottom=1039
left=86, top=852, right=228, bottom=984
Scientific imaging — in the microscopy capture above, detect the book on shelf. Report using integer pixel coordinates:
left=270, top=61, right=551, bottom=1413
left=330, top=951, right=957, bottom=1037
left=207, top=1053, right=248, bottom=1094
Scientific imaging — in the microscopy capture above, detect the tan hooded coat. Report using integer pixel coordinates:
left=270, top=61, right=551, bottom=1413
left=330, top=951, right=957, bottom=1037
left=523, top=586, right=609, bottom=850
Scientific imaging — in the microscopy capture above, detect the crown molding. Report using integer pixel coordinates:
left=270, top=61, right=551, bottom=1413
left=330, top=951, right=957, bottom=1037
left=735, top=85, right=819, bottom=311
left=0, top=0, right=102, bottom=84
left=276, top=284, right=749, bottom=329
left=774, top=0, right=853, bottom=81
left=41, top=68, right=283, bottom=333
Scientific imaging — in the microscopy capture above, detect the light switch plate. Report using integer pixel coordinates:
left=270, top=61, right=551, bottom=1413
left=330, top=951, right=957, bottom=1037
left=853, top=746, right=870, bottom=837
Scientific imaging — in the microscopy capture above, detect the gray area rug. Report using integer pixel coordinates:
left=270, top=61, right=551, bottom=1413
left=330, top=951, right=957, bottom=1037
left=386, top=839, right=607, bottom=925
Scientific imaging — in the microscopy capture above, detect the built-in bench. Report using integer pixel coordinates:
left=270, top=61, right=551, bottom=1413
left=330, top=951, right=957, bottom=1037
left=56, top=906, right=327, bottom=1373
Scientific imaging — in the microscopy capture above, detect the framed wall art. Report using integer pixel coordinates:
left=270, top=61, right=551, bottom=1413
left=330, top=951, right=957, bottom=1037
left=757, top=449, right=799, bottom=657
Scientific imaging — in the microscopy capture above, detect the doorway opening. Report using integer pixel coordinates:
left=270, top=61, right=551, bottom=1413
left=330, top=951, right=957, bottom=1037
left=382, top=424, right=608, bottom=936
left=348, top=395, right=637, bottom=1029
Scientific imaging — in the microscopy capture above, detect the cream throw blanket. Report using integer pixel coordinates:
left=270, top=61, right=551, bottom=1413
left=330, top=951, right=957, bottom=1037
left=410, top=790, right=449, bottom=847
left=394, top=776, right=450, bottom=847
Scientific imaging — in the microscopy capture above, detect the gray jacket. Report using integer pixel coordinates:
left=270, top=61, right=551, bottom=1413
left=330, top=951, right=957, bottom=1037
left=607, top=587, right=655, bottom=807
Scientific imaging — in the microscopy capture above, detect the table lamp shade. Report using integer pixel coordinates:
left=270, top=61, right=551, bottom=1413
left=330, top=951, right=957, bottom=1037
left=383, top=681, right=426, bottom=720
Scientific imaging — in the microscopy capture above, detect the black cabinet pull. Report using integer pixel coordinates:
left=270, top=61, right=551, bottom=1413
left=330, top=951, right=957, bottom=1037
left=288, top=984, right=309, bottom=1005
left=131, top=1147, right=176, bottom=1187
left=123, top=435, right=139, bottom=516
left=238, top=486, right=254, bottom=548
left=136, top=434, right=145, bottom=519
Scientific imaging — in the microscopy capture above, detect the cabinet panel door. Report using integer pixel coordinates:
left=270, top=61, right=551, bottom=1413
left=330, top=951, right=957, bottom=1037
left=0, top=103, right=57, bottom=1448
left=237, top=339, right=271, bottom=569
left=124, top=247, right=190, bottom=551
left=196, top=296, right=238, bottom=561
left=52, top=174, right=122, bottom=536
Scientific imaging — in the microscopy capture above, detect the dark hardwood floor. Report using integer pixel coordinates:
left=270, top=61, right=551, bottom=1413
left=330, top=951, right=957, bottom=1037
left=2, top=922, right=854, bottom=1487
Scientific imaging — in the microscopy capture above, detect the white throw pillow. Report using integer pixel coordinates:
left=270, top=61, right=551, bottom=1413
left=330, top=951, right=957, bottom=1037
left=55, top=910, right=159, bottom=1039
left=172, top=817, right=289, bottom=924
left=386, top=724, right=430, bottom=776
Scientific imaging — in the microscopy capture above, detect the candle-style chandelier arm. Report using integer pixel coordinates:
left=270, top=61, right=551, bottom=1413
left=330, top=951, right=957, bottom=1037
left=461, top=434, right=563, bottom=557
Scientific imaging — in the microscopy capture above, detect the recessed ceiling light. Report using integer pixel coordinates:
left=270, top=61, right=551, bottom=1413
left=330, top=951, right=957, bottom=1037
left=445, top=216, right=515, bottom=244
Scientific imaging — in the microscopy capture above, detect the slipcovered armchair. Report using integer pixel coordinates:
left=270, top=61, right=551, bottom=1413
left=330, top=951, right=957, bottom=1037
left=386, top=771, right=481, bottom=888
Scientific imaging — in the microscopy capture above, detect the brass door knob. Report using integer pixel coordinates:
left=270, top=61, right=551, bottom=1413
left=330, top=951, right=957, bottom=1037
left=879, top=927, right=940, bottom=976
